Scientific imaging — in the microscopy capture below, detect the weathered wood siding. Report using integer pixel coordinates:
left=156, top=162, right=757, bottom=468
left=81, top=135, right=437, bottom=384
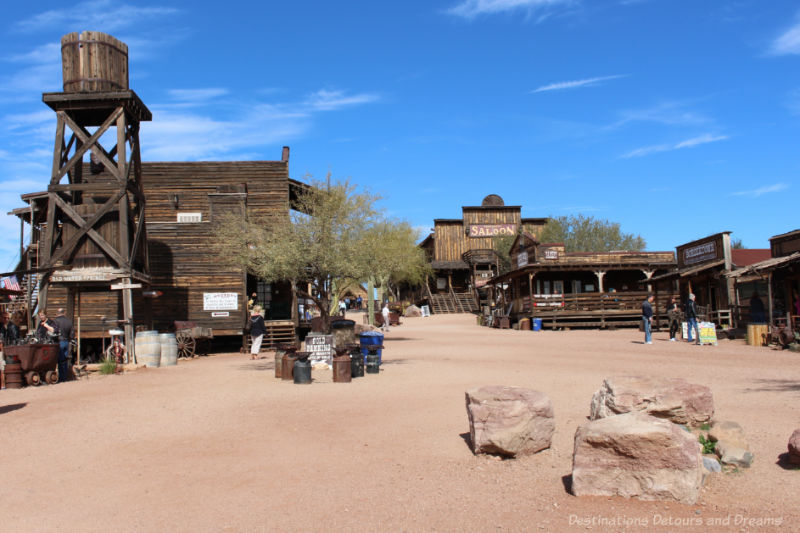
left=434, top=222, right=467, bottom=263
left=43, top=160, right=290, bottom=338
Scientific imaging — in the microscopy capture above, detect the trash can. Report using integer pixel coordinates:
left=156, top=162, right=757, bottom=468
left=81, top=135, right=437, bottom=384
left=519, top=318, right=531, bottom=331
left=532, top=318, right=543, bottom=331
left=359, top=331, right=384, bottom=364
left=331, top=319, right=356, bottom=349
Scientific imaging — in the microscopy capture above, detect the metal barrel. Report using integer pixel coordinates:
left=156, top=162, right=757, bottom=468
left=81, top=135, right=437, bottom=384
left=293, top=358, right=312, bottom=384
left=135, top=331, right=161, bottom=368
left=159, top=333, right=178, bottom=366
left=332, top=355, right=351, bottom=383
left=366, top=353, right=380, bottom=374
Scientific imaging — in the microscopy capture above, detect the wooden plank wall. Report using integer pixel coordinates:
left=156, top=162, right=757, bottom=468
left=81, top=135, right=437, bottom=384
left=41, top=160, right=291, bottom=338
left=434, top=222, right=467, bottom=263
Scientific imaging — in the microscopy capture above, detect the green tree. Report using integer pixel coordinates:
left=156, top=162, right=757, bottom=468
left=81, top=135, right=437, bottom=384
left=731, top=238, right=745, bottom=249
left=538, top=214, right=646, bottom=252
left=214, top=176, right=426, bottom=332
left=366, top=220, right=431, bottom=301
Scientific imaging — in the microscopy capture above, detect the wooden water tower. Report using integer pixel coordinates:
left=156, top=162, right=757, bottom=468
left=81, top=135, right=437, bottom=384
left=38, top=31, right=152, bottom=358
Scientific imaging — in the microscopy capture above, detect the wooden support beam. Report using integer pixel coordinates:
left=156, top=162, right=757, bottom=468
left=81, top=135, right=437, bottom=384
left=49, top=193, right=128, bottom=268
left=53, top=108, right=123, bottom=184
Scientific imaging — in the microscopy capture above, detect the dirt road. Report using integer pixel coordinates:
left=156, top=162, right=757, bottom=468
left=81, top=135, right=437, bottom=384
left=1, top=313, right=797, bottom=532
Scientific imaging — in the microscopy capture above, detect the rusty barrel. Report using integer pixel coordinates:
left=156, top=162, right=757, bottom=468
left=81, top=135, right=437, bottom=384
left=281, top=352, right=298, bottom=381
left=347, top=343, right=363, bottom=378
left=332, top=355, right=351, bottom=383
left=274, top=350, right=284, bottom=378
left=4, top=362, right=23, bottom=389
left=366, top=352, right=380, bottom=374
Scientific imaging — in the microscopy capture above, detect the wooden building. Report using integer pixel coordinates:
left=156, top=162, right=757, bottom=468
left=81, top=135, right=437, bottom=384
left=488, top=233, right=675, bottom=328
left=649, top=232, right=770, bottom=327
left=5, top=32, right=308, bottom=358
left=418, top=194, right=547, bottom=313
left=725, top=229, right=800, bottom=328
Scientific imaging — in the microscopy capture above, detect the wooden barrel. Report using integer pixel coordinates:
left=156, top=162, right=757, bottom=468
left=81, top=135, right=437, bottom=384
left=4, top=362, right=23, bottom=389
left=747, top=324, right=768, bottom=346
left=61, top=31, right=128, bottom=92
left=159, top=333, right=178, bottom=366
left=135, top=331, right=161, bottom=367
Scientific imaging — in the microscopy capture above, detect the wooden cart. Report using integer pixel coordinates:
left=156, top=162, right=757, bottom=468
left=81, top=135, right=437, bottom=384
left=174, top=321, right=213, bottom=358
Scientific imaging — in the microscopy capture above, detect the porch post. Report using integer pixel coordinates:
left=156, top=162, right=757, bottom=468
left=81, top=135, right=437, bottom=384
left=595, top=270, right=606, bottom=293
left=641, top=269, right=654, bottom=293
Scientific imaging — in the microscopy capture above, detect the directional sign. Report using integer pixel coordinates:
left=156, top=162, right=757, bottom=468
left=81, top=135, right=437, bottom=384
left=110, top=283, right=143, bottom=290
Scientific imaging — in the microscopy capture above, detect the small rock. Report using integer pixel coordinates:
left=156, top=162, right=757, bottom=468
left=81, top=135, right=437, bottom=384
left=708, top=420, right=746, bottom=445
left=715, top=441, right=754, bottom=468
left=702, top=456, right=721, bottom=473
left=787, top=429, right=800, bottom=464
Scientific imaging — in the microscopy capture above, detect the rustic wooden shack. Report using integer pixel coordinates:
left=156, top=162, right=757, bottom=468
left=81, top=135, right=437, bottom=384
left=649, top=232, right=770, bottom=327
left=488, top=233, right=675, bottom=328
left=419, top=194, right=547, bottom=313
left=725, top=229, right=800, bottom=328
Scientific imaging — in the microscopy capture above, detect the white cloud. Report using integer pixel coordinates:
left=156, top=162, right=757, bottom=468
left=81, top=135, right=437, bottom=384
left=167, top=88, right=230, bottom=103
left=305, top=89, right=380, bottom=111
left=771, top=20, right=800, bottom=55
left=532, top=74, right=627, bottom=93
left=613, top=101, right=711, bottom=127
left=731, top=183, right=789, bottom=198
left=446, top=0, right=575, bottom=19
left=621, top=134, right=728, bottom=158
left=16, top=0, right=179, bottom=33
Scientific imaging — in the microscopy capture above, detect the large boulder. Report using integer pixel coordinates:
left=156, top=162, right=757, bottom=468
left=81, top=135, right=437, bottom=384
left=590, top=376, right=714, bottom=427
left=465, top=386, right=554, bottom=457
left=787, top=429, right=800, bottom=465
left=403, top=304, right=422, bottom=317
left=572, top=412, right=704, bottom=504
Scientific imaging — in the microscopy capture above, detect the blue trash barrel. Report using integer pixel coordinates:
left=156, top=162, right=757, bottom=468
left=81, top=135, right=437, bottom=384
left=532, top=318, right=543, bottom=331
left=359, top=331, right=384, bottom=364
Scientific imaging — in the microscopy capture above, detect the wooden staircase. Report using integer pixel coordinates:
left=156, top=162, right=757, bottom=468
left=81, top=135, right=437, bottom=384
left=428, top=292, right=478, bottom=314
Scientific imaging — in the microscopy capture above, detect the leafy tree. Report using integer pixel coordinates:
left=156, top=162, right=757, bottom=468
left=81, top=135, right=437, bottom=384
left=366, top=220, right=431, bottom=301
left=214, top=175, right=427, bottom=332
left=538, top=214, right=646, bottom=252
left=731, top=238, right=745, bottom=249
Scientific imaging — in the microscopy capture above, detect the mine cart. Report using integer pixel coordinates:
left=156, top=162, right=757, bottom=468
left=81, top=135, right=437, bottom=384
left=174, top=321, right=213, bottom=358
left=4, top=343, right=59, bottom=385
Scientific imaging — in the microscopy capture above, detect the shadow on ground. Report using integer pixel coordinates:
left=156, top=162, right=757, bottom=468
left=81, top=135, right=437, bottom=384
left=776, top=453, right=800, bottom=470
left=0, top=403, right=26, bottom=415
left=742, top=379, right=800, bottom=394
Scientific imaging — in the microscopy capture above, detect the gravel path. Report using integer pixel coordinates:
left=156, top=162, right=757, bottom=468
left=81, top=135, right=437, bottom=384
left=1, top=313, right=797, bottom=532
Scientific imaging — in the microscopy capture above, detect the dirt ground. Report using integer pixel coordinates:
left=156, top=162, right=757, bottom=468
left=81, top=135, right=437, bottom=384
left=1, top=313, right=798, bottom=532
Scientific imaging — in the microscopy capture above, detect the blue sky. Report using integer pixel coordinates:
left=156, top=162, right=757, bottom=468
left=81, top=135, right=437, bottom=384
left=2, top=0, right=799, bottom=271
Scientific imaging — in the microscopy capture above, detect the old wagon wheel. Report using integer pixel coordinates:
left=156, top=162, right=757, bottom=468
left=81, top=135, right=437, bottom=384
left=25, top=371, right=41, bottom=386
left=176, top=331, right=196, bottom=358
left=45, top=371, right=58, bottom=385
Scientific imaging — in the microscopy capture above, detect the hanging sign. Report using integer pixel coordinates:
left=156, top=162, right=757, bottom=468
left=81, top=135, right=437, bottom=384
left=203, top=292, right=238, bottom=311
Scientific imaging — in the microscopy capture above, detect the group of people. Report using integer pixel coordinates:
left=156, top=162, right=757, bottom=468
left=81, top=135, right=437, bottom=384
left=337, top=296, right=363, bottom=315
left=641, top=293, right=703, bottom=345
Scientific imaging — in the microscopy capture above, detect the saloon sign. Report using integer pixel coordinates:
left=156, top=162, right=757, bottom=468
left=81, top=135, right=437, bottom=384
left=468, top=224, right=516, bottom=238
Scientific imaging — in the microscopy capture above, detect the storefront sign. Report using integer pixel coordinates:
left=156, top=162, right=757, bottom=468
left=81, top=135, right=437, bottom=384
left=203, top=292, right=238, bottom=311
left=543, top=249, right=559, bottom=260
left=683, top=241, right=717, bottom=266
left=517, top=250, right=528, bottom=268
left=305, top=334, right=333, bottom=363
left=211, top=311, right=230, bottom=317
left=468, top=224, right=516, bottom=238
left=51, top=272, right=118, bottom=282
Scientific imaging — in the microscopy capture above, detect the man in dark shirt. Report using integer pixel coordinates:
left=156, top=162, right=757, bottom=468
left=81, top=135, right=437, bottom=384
left=685, top=294, right=701, bottom=344
left=641, top=294, right=654, bottom=344
left=1, top=311, right=20, bottom=344
left=53, top=308, right=74, bottom=382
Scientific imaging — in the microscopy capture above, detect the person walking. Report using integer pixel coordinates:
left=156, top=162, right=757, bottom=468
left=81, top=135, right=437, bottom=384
left=641, top=294, right=654, bottom=344
left=248, top=306, right=267, bottom=360
left=381, top=302, right=391, bottom=332
left=666, top=296, right=681, bottom=341
left=53, top=309, right=74, bottom=382
left=685, top=293, right=701, bottom=345
left=0, top=311, right=20, bottom=344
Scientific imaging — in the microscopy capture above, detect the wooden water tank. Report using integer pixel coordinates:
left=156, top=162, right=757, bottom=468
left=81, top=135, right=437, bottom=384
left=61, top=31, right=128, bottom=92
